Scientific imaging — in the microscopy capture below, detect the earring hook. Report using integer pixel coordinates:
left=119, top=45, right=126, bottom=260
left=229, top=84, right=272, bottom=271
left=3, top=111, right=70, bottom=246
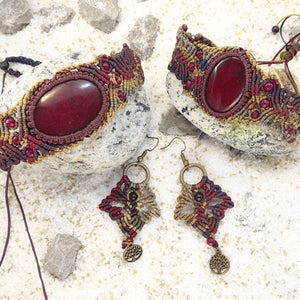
left=137, top=135, right=159, bottom=162
left=161, top=137, right=189, bottom=166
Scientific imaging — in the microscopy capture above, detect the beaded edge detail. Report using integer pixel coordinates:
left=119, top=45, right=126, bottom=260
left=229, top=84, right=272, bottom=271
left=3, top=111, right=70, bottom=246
left=0, top=44, right=144, bottom=170
left=168, top=26, right=300, bottom=144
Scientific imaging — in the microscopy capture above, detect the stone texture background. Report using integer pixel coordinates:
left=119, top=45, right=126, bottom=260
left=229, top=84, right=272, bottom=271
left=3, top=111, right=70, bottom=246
left=0, top=0, right=299, bottom=299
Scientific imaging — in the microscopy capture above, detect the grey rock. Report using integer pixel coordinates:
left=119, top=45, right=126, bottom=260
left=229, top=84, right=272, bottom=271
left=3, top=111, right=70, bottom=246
left=236, top=192, right=266, bottom=231
left=166, top=72, right=300, bottom=156
left=159, top=106, right=203, bottom=136
left=78, top=0, right=120, bottom=33
left=45, top=87, right=150, bottom=173
left=0, top=0, right=32, bottom=34
left=34, top=5, right=75, bottom=33
left=0, top=51, right=151, bottom=174
left=128, top=15, right=160, bottom=60
left=44, top=234, right=82, bottom=280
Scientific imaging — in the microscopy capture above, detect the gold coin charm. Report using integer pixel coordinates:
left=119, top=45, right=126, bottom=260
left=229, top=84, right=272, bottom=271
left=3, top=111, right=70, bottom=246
left=123, top=244, right=143, bottom=262
left=209, top=248, right=230, bottom=275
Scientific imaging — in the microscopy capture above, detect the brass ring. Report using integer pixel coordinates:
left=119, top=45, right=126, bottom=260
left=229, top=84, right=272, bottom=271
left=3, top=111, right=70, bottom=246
left=179, top=163, right=207, bottom=185
left=123, top=162, right=150, bottom=184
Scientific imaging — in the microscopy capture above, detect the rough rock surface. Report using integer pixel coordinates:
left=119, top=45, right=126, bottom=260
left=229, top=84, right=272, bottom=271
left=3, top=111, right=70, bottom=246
left=45, top=88, right=150, bottom=173
left=44, top=234, right=82, bottom=280
left=128, top=15, right=160, bottom=60
left=0, top=51, right=151, bottom=173
left=236, top=192, right=266, bottom=230
left=159, top=106, right=203, bottom=136
left=34, top=5, right=75, bottom=32
left=78, top=0, right=120, bottom=33
left=166, top=72, right=299, bottom=155
left=0, top=0, right=32, bottom=34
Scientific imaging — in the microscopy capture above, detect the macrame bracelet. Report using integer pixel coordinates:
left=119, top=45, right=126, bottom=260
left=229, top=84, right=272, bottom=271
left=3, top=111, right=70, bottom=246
left=0, top=44, right=144, bottom=171
left=168, top=25, right=300, bottom=144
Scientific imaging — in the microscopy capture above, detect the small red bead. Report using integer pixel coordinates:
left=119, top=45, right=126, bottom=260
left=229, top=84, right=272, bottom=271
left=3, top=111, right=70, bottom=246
left=12, top=135, right=20, bottom=145
left=207, top=237, right=215, bottom=247
left=188, top=62, right=195, bottom=73
left=5, top=117, right=16, bottom=128
left=115, top=74, right=122, bottom=85
left=182, top=24, right=188, bottom=31
left=196, top=49, right=203, bottom=59
left=102, top=61, right=110, bottom=71
left=26, top=148, right=34, bottom=158
left=251, top=110, right=260, bottom=119
left=263, top=81, right=274, bottom=92
left=118, top=91, right=125, bottom=101
left=185, top=80, right=192, bottom=90
left=260, top=98, right=270, bottom=109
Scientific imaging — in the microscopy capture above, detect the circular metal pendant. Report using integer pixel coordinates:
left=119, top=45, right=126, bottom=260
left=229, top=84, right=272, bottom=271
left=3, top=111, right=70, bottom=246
left=123, top=162, right=150, bottom=185
left=179, top=163, right=207, bottom=186
left=209, top=248, right=230, bottom=275
left=123, top=244, right=143, bottom=262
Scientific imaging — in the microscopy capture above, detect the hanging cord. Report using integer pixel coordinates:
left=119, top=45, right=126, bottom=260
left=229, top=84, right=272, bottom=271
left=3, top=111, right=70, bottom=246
left=0, top=168, right=11, bottom=267
left=0, top=55, right=45, bottom=297
left=257, top=15, right=300, bottom=95
left=0, top=56, right=41, bottom=94
left=0, top=168, right=48, bottom=300
left=271, top=14, right=300, bottom=44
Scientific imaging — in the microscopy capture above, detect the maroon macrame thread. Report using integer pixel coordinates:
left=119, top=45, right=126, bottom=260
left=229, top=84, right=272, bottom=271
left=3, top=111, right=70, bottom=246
left=168, top=25, right=300, bottom=145
left=175, top=175, right=234, bottom=248
left=99, top=174, right=160, bottom=249
left=0, top=44, right=144, bottom=171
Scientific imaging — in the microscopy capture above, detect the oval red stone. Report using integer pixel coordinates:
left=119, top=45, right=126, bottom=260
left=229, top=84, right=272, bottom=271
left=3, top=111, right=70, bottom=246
left=205, top=57, right=246, bottom=113
left=34, top=79, right=103, bottom=136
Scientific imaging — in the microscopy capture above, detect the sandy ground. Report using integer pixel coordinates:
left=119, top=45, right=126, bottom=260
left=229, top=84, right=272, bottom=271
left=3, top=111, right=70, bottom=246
left=0, top=0, right=299, bottom=299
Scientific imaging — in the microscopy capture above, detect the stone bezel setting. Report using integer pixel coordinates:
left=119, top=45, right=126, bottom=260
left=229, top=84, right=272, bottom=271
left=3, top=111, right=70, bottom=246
left=201, top=50, right=252, bottom=118
left=25, top=71, right=110, bottom=145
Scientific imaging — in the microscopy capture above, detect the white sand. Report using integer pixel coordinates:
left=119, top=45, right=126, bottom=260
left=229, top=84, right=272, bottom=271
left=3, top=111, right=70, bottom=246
left=0, top=0, right=299, bottom=299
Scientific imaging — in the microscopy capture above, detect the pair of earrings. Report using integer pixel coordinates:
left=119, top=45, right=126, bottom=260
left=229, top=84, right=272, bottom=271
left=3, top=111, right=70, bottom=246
left=99, top=137, right=234, bottom=275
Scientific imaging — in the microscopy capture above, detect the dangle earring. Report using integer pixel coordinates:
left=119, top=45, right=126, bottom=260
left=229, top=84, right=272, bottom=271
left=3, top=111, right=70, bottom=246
left=99, top=136, right=161, bottom=262
left=162, top=137, right=234, bottom=275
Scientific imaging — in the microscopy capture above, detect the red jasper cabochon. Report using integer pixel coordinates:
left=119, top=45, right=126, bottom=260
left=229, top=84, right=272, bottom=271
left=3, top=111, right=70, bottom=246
left=205, top=57, right=246, bottom=113
left=33, top=79, right=103, bottom=136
